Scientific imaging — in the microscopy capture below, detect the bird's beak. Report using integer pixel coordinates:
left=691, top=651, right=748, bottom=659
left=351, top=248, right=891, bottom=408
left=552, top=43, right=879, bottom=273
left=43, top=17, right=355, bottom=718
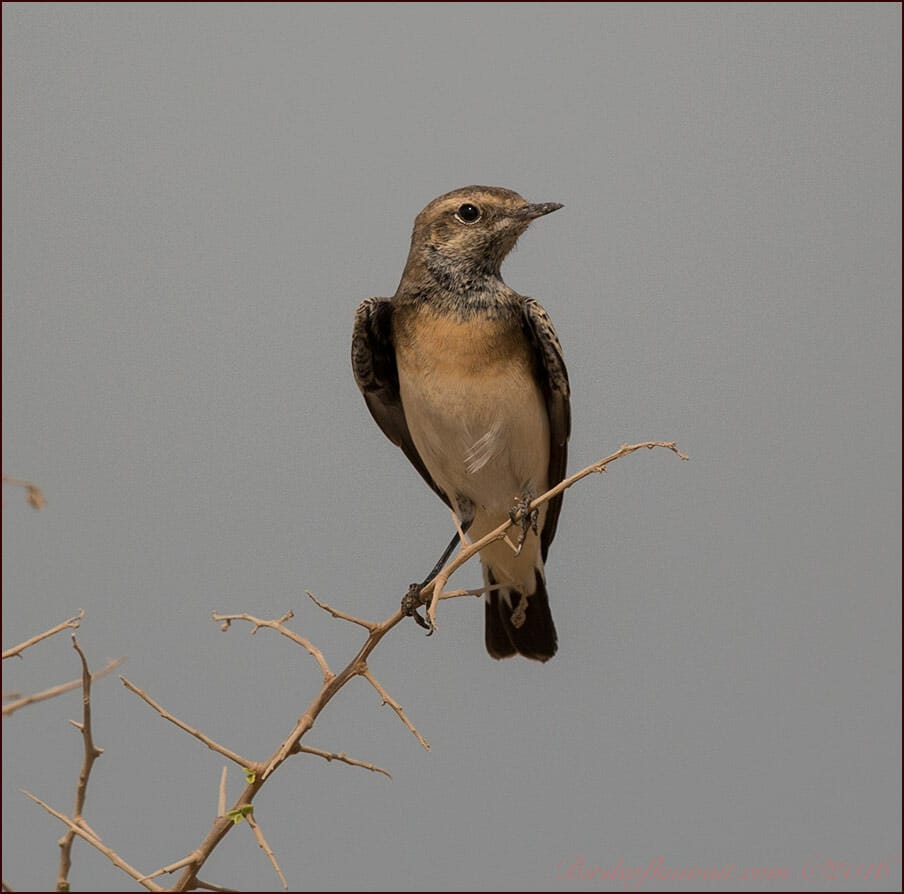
left=515, top=201, right=564, bottom=220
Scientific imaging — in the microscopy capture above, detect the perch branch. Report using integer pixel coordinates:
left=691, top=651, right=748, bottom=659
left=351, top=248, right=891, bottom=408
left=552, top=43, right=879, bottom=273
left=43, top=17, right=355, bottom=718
left=425, top=441, right=688, bottom=628
left=159, top=441, right=685, bottom=890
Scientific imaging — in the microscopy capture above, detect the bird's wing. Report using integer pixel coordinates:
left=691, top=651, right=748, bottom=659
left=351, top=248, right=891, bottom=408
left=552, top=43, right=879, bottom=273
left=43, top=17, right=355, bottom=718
left=521, top=297, right=571, bottom=560
left=351, top=298, right=451, bottom=508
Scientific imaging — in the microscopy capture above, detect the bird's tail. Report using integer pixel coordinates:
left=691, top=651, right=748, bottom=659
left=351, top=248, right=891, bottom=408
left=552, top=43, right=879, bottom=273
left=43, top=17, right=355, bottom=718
left=483, top=564, right=558, bottom=662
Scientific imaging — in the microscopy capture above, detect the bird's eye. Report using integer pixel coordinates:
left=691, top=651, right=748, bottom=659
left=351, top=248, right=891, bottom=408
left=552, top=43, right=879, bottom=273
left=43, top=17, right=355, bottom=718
left=455, top=203, right=482, bottom=223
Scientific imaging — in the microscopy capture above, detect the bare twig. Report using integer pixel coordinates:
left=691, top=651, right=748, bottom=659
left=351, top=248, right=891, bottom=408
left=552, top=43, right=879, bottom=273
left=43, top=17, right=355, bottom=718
left=306, top=591, right=378, bottom=631
left=217, top=767, right=228, bottom=817
left=360, top=667, right=430, bottom=752
left=502, top=532, right=520, bottom=554
left=56, top=637, right=105, bottom=891
left=136, top=854, right=199, bottom=884
left=119, top=677, right=254, bottom=771
left=295, top=744, right=392, bottom=778
left=2, top=475, right=45, bottom=510
left=439, top=584, right=498, bottom=600
left=245, top=812, right=287, bottom=890
left=2, top=611, right=84, bottom=661
left=3, top=657, right=125, bottom=717
left=194, top=880, right=239, bottom=892
left=136, top=855, right=199, bottom=884
left=22, top=791, right=163, bottom=892
left=213, top=610, right=333, bottom=683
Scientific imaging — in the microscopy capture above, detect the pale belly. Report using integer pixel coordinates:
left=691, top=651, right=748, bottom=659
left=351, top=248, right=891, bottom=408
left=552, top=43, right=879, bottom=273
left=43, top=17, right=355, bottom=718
left=395, top=317, right=550, bottom=540
left=395, top=306, right=554, bottom=591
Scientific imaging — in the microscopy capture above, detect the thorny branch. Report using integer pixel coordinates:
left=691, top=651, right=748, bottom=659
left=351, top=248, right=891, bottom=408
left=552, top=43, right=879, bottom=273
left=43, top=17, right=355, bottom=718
left=55, top=636, right=105, bottom=892
left=24, top=442, right=685, bottom=890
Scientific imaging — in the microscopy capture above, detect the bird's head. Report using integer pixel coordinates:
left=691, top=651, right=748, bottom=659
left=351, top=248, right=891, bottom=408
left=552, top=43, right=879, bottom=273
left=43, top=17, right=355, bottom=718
left=401, top=186, right=562, bottom=292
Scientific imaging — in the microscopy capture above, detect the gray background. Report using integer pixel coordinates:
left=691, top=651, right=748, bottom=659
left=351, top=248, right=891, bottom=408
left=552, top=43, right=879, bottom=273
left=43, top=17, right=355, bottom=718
left=3, top=3, right=900, bottom=892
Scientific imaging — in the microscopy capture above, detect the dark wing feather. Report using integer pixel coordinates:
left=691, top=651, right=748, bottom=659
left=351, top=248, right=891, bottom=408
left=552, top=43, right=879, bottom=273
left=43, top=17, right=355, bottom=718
left=521, top=298, right=571, bottom=560
left=351, top=298, right=450, bottom=508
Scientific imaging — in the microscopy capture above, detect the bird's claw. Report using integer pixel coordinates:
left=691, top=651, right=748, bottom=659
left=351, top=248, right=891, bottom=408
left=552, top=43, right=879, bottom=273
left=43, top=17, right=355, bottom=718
left=402, top=583, right=434, bottom=635
left=509, top=496, right=539, bottom=557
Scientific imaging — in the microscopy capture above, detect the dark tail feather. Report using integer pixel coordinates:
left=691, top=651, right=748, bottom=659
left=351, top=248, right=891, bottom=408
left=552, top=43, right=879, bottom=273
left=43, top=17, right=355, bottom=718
left=484, top=567, right=558, bottom=662
left=485, top=586, right=517, bottom=659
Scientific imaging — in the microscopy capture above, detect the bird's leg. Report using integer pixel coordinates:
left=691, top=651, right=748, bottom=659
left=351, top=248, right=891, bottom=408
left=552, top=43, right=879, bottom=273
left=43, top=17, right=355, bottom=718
left=402, top=498, right=474, bottom=633
left=508, top=489, right=539, bottom=557
left=402, top=530, right=461, bottom=632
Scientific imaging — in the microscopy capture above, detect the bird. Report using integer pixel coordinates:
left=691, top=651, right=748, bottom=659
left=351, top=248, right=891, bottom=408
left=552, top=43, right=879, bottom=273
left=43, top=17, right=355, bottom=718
left=351, top=185, right=570, bottom=661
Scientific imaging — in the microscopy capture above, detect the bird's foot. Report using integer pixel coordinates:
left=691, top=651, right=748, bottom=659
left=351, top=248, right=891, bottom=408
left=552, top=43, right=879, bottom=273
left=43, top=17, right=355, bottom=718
left=402, top=583, right=434, bottom=635
left=508, top=494, right=539, bottom=557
